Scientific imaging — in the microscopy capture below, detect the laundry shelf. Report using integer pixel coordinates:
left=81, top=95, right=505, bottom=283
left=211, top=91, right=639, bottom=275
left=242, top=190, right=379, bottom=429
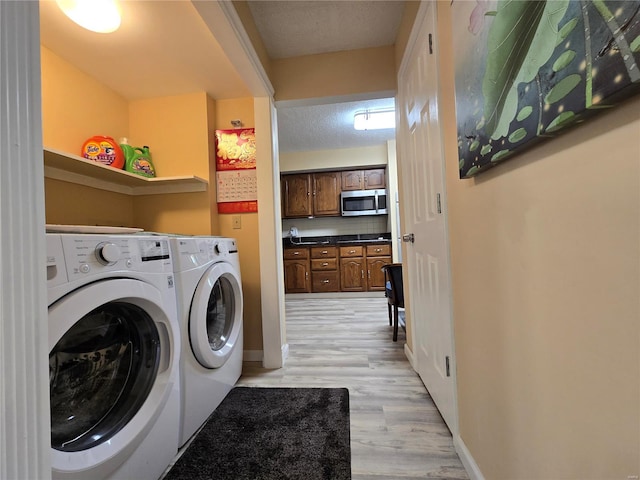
left=43, top=147, right=208, bottom=196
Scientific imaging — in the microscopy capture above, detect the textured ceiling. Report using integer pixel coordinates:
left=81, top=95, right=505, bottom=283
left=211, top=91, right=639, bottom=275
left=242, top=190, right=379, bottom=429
left=277, top=97, right=396, bottom=153
left=247, top=1, right=404, bottom=152
left=247, top=1, right=405, bottom=59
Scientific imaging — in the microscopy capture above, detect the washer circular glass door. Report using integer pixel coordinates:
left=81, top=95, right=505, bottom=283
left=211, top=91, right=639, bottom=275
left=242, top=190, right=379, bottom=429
left=50, top=301, right=159, bottom=452
left=189, top=262, right=243, bottom=369
left=48, top=278, right=176, bottom=475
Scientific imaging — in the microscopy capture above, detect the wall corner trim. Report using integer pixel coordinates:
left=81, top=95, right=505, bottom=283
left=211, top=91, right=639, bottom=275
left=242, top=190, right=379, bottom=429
left=453, top=435, right=485, bottom=480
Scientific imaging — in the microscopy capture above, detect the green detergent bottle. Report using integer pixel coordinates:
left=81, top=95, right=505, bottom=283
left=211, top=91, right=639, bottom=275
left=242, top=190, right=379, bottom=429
left=120, top=140, right=156, bottom=178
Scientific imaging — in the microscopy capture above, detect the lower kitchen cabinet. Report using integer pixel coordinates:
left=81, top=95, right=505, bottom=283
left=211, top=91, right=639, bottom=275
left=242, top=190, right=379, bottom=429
left=284, top=247, right=310, bottom=293
left=284, top=242, right=392, bottom=293
left=339, top=246, right=366, bottom=292
left=310, top=246, right=339, bottom=292
left=365, top=244, right=392, bottom=291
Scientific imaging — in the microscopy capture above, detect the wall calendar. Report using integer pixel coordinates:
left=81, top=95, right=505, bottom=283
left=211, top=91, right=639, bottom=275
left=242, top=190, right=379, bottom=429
left=214, top=128, right=258, bottom=214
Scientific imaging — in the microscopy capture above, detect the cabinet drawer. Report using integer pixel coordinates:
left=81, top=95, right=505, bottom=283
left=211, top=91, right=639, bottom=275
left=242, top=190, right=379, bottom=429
left=339, top=246, right=364, bottom=257
left=283, top=247, right=309, bottom=259
left=312, top=271, right=340, bottom=292
left=311, top=258, right=338, bottom=271
left=310, top=246, right=337, bottom=258
left=366, top=244, right=391, bottom=256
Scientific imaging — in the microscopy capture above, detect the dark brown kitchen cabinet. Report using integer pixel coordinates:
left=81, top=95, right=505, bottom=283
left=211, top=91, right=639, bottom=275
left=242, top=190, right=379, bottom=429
left=339, top=245, right=366, bottom=292
left=365, top=244, right=392, bottom=291
left=363, top=169, right=386, bottom=189
left=310, top=246, right=339, bottom=292
left=312, top=172, right=341, bottom=216
left=281, top=172, right=341, bottom=218
left=282, top=174, right=312, bottom=218
left=341, top=168, right=386, bottom=191
left=284, top=247, right=310, bottom=293
left=341, top=170, right=363, bottom=191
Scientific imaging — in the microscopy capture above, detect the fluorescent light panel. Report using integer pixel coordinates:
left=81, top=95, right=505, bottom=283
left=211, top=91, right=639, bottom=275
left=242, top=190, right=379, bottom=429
left=353, top=109, right=395, bottom=130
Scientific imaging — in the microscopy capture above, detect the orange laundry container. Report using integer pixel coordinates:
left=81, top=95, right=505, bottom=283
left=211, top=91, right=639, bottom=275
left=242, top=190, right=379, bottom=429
left=81, top=136, right=124, bottom=169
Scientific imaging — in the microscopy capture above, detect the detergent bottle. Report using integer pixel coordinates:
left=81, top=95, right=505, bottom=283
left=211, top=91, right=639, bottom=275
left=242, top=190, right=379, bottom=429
left=120, top=139, right=156, bottom=178
left=81, top=135, right=124, bottom=169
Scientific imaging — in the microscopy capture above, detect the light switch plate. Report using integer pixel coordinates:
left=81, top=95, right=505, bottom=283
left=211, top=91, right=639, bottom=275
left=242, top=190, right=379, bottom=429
left=232, top=216, right=241, bottom=229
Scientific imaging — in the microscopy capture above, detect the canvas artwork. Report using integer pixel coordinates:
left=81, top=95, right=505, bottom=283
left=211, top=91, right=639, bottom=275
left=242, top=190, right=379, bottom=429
left=452, top=0, right=640, bottom=178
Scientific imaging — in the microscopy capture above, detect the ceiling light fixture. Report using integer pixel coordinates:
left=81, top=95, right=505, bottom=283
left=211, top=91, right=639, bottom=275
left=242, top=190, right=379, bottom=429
left=353, top=109, right=395, bottom=131
left=56, top=0, right=122, bottom=34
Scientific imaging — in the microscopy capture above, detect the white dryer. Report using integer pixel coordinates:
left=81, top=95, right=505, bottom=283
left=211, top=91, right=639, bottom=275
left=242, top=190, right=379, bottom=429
left=46, top=233, right=180, bottom=480
left=169, top=236, right=243, bottom=447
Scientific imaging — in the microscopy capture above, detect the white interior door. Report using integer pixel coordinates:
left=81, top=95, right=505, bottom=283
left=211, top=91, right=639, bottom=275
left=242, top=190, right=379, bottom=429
left=397, top=2, right=457, bottom=433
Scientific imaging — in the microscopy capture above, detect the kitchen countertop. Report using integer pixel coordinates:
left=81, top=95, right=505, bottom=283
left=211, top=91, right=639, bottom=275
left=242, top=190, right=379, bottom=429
left=283, top=233, right=391, bottom=248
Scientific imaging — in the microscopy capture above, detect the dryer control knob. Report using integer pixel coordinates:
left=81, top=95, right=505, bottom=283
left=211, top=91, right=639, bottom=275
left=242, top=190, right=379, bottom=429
left=216, top=242, right=229, bottom=255
left=95, top=242, right=121, bottom=265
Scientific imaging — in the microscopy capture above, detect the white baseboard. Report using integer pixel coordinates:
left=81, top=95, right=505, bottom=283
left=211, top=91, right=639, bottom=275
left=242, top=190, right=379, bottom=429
left=281, top=343, right=289, bottom=365
left=243, top=350, right=263, bottom=363
left=454, top=435, right=485, bottom=480
left=404, top=343, right=415, bottom=369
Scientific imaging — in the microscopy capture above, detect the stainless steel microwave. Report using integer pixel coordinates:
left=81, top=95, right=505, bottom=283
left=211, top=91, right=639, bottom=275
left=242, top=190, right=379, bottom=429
left=341, top=190, right=388, bottom=216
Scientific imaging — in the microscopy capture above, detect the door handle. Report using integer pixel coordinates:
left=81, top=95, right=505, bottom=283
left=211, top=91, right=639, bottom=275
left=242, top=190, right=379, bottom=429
left=402, top=233, right=415, bottom=243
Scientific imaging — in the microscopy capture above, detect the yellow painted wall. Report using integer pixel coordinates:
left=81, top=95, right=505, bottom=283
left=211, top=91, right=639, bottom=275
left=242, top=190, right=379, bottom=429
left=129, top=93, right=214, bottom=234
left=41, top=46, right=134, bottom=227
left=41, top=47, right=129, bottom=152
left=279, top=144, right=388, bottom=173
left=437, top=2, right=640, bottom=477
left=215, top=98, right=263, bottom=354
left=271, top=46, right=396, bottom=102
left=41, top=47, right=215, bottom=234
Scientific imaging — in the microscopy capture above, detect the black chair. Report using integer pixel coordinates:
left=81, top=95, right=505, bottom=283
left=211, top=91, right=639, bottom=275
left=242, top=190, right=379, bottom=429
left=381, top=263, right=404, bottom=342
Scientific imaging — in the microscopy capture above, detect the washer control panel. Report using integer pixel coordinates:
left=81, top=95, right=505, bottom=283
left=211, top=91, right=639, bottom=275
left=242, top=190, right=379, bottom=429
left=95, top=242, right=122, bottom=265
left=171, top=237, right=238, bottom=270
left=57, top=234, right=172, bottom=280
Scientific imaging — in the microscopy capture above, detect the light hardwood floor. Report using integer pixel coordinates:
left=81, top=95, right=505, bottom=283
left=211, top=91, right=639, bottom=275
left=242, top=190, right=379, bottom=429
left=238, top=296, right=469, bottom=480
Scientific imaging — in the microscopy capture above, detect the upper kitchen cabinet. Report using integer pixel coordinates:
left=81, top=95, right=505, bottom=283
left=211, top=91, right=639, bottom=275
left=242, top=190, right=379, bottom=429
left=341, top=168, right=386, bottom=191
left=282, top=174, right=312, bottom=217
left=282, top=172, right=341, bottom=218
left=312, top=171, right=341, bottom=216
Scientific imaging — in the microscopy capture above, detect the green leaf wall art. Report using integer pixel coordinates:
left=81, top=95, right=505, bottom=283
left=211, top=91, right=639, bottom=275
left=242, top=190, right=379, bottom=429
left=453, top=0, right=640, bottom=178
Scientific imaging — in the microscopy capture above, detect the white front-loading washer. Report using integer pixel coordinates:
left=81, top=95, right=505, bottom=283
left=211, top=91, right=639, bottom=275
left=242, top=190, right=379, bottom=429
left=46, top=233, right=180, bottom=480
left=169, top=236, right=243, bottom=447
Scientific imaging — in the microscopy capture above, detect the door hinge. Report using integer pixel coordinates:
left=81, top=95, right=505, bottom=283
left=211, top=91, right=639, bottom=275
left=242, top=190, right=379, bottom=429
left=428, top=33, right=433, bottom=54
left=436, top=193, right=442, bottom=214
left=445, top=356, right=451, bottom=377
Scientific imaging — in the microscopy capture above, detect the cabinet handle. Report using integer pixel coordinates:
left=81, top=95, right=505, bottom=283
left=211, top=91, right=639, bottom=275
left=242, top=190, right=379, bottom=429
left=361, top=270, right=365, bottom=279
left=368, top=270, right=371, bottom=279
left=349, top=249, right=356, bottom=254
left=321, top=250, right=328, bottom=254
left=305, top=272, right=309, bottom=278
left=322, top=279, right=330, bottom=284
left=375, top=248, right=382, bottom=253
left=322, top=262, right=329, bottom=266
left=293, top=252, right=300, bottom=255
